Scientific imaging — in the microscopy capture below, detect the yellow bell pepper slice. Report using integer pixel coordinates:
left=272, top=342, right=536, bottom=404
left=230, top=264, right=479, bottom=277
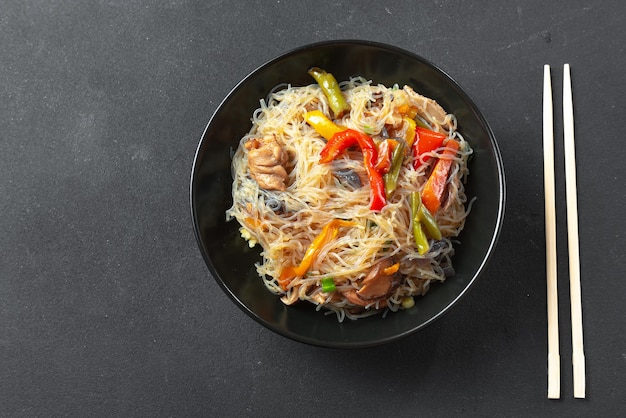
left=304, top=110, right=347, bottom=141
left=403, top=116, right=417, bottom=147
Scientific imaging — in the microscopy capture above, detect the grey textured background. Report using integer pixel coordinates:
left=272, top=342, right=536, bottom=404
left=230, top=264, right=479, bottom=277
left=2, top=1, right=625, bottom=416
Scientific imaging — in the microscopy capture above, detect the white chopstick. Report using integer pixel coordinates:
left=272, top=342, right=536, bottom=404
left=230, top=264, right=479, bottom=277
left=543, top=64, right=560, bottom=399
left=563, top=63, right=586, bottom=399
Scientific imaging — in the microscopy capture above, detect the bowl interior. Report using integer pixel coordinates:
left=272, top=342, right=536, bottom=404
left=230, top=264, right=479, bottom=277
left=191, top=40, right=505, bottom=348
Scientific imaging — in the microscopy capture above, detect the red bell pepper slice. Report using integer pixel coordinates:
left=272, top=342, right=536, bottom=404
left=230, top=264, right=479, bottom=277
left=320, top=129, right=387, bottom=211
left=319, top=131, right=357, bottom=163
left=412, top=126, right=447, bottom=169
left=374, top=139, right=396, bottom=174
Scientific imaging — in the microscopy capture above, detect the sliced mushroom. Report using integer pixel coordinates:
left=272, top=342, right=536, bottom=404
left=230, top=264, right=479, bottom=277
left=440, top=259, right=456, bottom=278
left=342, top=289, right=387, bottom=308
left=341, top=258, right=402, bottom=308
left=357, top=258, right=401, bottom=300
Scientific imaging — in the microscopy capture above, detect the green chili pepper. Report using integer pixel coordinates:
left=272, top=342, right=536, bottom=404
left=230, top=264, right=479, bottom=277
left=383, top=141, right=406, bottom=199
left=308, top=67, right=351, bottom=119
left=321, top=277, right=336, bottom=293
left=410, top=191, right=430, bottom=255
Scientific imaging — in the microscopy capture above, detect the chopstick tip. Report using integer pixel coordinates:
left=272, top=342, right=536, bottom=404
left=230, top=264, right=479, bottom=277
left=544, top=65, right=551, bottom=79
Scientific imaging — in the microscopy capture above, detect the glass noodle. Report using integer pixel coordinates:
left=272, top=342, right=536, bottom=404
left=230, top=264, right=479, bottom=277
left=226, top=76, right=473, bottom=321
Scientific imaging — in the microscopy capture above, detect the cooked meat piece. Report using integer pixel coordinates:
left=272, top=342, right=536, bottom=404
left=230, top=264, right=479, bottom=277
left=245, top=134, right=289, bottom=191
left=404, top=86, right=452, bottom=132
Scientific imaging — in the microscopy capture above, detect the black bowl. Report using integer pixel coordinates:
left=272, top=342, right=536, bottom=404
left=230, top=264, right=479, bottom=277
left=190, top=40, right=505, bottom=348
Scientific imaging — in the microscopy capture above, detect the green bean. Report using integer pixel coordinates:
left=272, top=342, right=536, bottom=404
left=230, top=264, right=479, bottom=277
left=417, top=199, right=442, bottom=240
left=410, top=192, right=430, bottom=254
left=384, top=141, right=406, bottom=199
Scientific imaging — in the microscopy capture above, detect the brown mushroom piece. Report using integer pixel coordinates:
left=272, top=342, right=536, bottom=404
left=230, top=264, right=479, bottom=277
left=342, top=258, right=402, bottom=307
left=244, top=134, right=290, bottom=191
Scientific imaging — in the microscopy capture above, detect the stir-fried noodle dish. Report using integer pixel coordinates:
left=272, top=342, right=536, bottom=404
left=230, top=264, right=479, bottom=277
left=226, top=68, right=473, bottom=321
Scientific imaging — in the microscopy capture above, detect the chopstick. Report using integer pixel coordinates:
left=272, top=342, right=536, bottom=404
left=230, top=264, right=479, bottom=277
left=563, top=63, right=586, bottom=399
left=543, top=64, right=560, bottom=399
left=543, top=64, right=586, bottom=399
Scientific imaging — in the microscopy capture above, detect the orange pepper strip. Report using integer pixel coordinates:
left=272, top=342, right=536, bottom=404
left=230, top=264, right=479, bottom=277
left=278, top=219, right=358, bottom=290
left=382, top=262, right=400, bottom=275
left=421, top=140, right=461, bottom=214
left=412, top=126, right=447, bottom=169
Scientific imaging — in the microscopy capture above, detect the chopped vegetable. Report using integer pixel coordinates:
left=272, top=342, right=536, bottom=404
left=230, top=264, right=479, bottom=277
left=410, top=191, right=430, bottom=255
left=278, top=219, right=358, bottom=289
left=308, top=67, right=351, bottom=119
left=374, top=139, right=394, bottom=174
left=421, top=140, right=461, bottom=214
left=320, top=277, right=336, bottom=293
left=414, top=116, right=431, bottom=129
left=403, top=117, right=417, bottom=147
left=304, top=110, right=346, bottom=141
left=320, top=129, right=387, bottom=211
left=417, top=199, right=442, bottom=241
left=383, top=140, right=406, bottom=199
left=412, top=126, right=447, bottom=169
left=319, top=129, right=360, bottom=162
left=397, top=104, right=418, bottom=119
left=382, top=262, right=400, bottom=275
left=401, top=296, right=415, bottom=309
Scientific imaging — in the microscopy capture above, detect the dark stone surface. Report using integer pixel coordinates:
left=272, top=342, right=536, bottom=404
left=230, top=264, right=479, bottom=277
left=2, top=1, right=624, bottom=416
